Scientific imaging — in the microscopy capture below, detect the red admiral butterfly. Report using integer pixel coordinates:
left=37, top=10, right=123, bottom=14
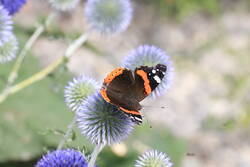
left=100, top=64, right=167, bottom=124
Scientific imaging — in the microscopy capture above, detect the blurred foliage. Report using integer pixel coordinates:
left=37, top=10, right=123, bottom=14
left=2, top=0, right=249, bottom=166
left=0, top=55, right=71, bottom=161
left=202, top=115, right=236, bottom=131
left=99, top=125, right=186, bottom=167
left=141, top=0, right=219, bottom=19
left=0, top=55, right=186, bottom=166
left=0, top=26, right=187, bottom=166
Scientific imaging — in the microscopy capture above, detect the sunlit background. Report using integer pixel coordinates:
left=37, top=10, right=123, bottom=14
left=0, top=0, right=250, bottom=166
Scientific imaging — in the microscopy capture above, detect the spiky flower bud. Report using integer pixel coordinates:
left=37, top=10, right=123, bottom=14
left=0, top=5, right=12, bottom=46
left=36, top=149, right=91, bottom=167
left=0, top=33, right=18, bottom=63
left=135, top=150, right=173, bottom=167
left=48, top=0, right=80, bottom=11
left=122, top=45, right=174, bottom=98
left=64, top=75, right=100, bottom=112
left=85, top=0, right=133, bottom=35
left=0, top=0, right=26, bottom=15
left=76, top=92, right=135, bottom=145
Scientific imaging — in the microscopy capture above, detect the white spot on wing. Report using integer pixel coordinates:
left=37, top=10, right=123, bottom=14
left=134, top=117, right=142, bottom=121
left=133, top=117, right=142, bottom=124
left=152, top=70, right=156, bottom=74
left=153, top=75, right=161, bottom=83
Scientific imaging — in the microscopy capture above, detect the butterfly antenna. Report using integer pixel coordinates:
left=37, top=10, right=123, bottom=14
left=142, top=105, right=167, bottom=110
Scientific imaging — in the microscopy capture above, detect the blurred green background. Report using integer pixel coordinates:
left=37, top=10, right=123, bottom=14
left=0, top=0, right=250, bottom=166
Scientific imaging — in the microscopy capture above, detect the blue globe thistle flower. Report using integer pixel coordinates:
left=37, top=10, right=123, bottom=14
left=85, top=0, right=133, bottom=35
left=0, top=33, right=18, bottom=64
left=122, top=45, right=174, bottom=98
left=135, top=150, right=173, bottom=167
left=0, top=0, right=26, bottom=15
left=76, top=92, right=135, bottom=145
left=64, top=75, right=100, bottom=112
left=49, top=0, right=80, bottom=11
left=36, top=149, right=91, bottom=167
left=0, top=5, right=12, bottom=46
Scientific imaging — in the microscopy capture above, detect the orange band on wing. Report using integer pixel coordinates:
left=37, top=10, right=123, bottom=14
left=119, top=107, right=141, bottom=115
left=136, top=70, right=151, bottom=94
left=100, top=89, right=111, bottom=103
left=104, top=67, right=125, bottom=84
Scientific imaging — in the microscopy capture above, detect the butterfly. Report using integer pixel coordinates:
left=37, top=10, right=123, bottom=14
left=100, top=64, right=167, bottom=124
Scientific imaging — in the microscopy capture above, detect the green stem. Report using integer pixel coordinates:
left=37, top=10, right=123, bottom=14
left=57, top=115, right=77, bottom=150
left=7, top=12, right=56, bottom=87
left=88, top=144, right=105, bottom=167
left=0, top=33, right=89, bottom=104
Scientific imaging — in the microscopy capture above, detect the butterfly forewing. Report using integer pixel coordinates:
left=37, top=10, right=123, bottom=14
left=103, top=69, right=142, bottom=111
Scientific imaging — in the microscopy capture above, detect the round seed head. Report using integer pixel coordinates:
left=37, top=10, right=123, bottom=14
left=76, top=92, right=135, bottom=145
left=0, top=0, right=27, bottom=15
left=135, top=150, right=173, bottom=167
left=0, top=33, right=18, bottom=64
left=0, top=5, right=12, bottom=46
left=64, top=75, right=100, bottom=112
left=85, top=0, right=133, bottom=35
left=36, top=149, right=90, bottom=167
left=122, top=45, right=174, bottom=98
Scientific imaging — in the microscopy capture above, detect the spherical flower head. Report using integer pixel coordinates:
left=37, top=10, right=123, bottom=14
left=64, top=75, right=100, bottom=112
left=36, top=149, right=91, bottom=167
left=77, top=92, right=135, bottom=145
left=122, top=45, right=174, bottom=98
left=49, top=0, right=80, bottom=11
left=0, top=5, right=12, bottom=46
left=135, top=150, right=173, bottom=167
left=85, top=0, right=133, bottom=35
left=0, top=33, right=18, bottom=64
left=0, top=0, right=26, bottom=15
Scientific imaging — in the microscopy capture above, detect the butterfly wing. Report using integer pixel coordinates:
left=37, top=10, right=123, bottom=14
left=133, top=66, right=153, bottom=102
left=134, top=64, right=167, bottom=101
left=100, top=64, right=167, bottom=125
left=100, top=68, right=142, bottom=124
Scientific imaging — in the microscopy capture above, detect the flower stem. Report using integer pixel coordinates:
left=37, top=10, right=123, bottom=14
left=0, top=33, right=89, bottom=104
left=88, top=144, right=105, bottom=167
left=57, top=114, right=77, bottom=150
left=7, top=12, right=56, bottom=88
